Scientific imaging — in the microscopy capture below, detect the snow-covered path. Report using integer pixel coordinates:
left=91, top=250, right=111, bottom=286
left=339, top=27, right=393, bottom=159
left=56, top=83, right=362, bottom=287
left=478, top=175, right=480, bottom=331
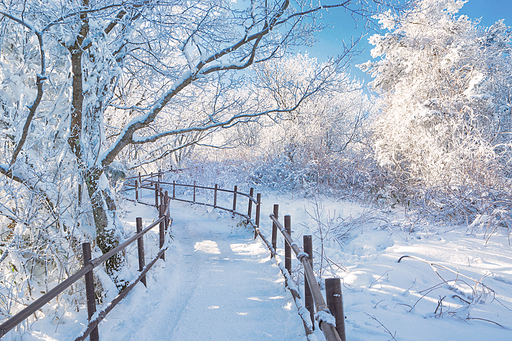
left=99, top=201, right=305, bottom=341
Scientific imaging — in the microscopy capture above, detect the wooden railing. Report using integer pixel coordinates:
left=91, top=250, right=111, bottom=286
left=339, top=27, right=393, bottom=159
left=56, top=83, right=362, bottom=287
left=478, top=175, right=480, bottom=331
left=270, top=214, right=345, bottom=341
left=126, top=173, right=260, bottom=225
left=1, top=171, right=345, bottom=341
left=0, top=184, right=172, bottom=341
left=125, top=172, right=346, bottom=341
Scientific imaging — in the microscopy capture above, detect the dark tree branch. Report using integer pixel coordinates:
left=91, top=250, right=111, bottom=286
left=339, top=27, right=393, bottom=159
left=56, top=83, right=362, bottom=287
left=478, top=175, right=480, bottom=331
left=100, top=0, right=298, bottom=167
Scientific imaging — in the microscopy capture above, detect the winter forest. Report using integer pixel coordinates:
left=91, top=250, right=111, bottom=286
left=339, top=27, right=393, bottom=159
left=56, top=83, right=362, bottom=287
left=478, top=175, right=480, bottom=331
left=1, top=0, right=512, bottom=340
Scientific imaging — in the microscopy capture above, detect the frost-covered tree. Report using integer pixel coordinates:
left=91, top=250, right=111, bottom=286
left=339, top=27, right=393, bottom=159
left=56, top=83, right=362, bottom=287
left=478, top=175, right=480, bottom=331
left=216, top=54, right=375, bottom=191
left=361, top=0, right=512, bottom=191
left=0, top=0, right=388, bottom=297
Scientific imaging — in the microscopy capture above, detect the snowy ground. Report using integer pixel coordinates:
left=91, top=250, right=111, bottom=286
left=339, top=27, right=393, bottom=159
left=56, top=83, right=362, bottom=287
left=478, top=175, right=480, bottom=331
left=105, top=190, right=512, bottom=341
left=260, top=193, right=512, bottom=340
left=6, top=187, right=512, bottom=340
left=99, top=200, right=305, bottom=341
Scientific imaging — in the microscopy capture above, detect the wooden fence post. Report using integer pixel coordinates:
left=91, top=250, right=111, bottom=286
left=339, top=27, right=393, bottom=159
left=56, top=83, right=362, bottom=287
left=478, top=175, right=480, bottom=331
left=135, top=180, right=139, bottom=204
left=82, top=242, right=99, bottom=341
left=136, top=217, right=147, bottom=287
left=326, top=278, right=346, bottom=341
left=284, top=215, right=292, bottom=274
left=159, top=204, right=165, bottom=261
left=232, top=185, right=237, bottom=216
left=164, top=191, right=170, bottom=229
left=173, top=180, right=176, bottom=199
left=154, top=182, right=159, bottom=207
left=158, top=169, right=162, bottom=182
left=138, top=172, right=141, bottom=185
left=214, top=184, right=218, bottom=208
left=255, top=193, right=261, bottom=230
left=247, top=188, right=254, bottom=222
left=78, top=183, right=82, bottom=207
left=193, top=181, right=196, bottom=203
left=304, top=235, right=314, bottom=329
left=272, top=204, right=279, bottom=251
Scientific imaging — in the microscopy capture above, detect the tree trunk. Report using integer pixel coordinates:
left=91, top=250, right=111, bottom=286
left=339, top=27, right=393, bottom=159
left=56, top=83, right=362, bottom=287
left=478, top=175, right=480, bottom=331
left=85, top=167, right=124, bottom=285
left=66, top=5, right=125, bottom=289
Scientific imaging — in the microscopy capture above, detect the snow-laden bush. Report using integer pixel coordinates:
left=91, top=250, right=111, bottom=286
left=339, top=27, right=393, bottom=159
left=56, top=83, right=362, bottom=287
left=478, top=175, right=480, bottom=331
left=0, top=179, right=87, bottom=331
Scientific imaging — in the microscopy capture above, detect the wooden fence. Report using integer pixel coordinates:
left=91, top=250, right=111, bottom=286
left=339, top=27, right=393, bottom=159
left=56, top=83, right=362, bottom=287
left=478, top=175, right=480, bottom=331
left=1, top=171, right=345, bottom=341
left=125, top=171, right=345, bottom=341
left=0, top=182, right=172, bottom=341
left=270, top=213, right=345, bottom=341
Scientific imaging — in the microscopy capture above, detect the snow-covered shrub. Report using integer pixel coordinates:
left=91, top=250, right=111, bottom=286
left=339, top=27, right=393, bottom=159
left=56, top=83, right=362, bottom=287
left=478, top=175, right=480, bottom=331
left=0, top=180, right=88, bottom=330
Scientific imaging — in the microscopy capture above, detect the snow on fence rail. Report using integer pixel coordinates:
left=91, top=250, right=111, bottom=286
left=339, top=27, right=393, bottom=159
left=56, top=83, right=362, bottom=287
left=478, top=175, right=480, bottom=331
left=125, top=171, right=346, bottom=341
left=270, top=213, right=345, bottom=341
left=0, top=186, right=172, bottom=341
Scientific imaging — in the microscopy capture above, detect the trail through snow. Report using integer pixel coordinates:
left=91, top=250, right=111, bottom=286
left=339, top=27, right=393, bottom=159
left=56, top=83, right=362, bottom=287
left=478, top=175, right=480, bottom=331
left=12, top=190, right=512, bottom=341
left=99, top=201, right=305, bottom=341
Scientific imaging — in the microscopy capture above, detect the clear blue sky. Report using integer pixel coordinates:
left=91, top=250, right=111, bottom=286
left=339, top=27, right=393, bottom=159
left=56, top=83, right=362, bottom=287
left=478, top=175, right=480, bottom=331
left=300, top=0, right=512, bottom=83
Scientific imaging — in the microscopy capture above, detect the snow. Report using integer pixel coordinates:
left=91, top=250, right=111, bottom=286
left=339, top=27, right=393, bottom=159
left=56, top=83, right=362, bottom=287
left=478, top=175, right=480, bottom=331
left=5, top=191, right=512, bottom=340
left=315, top=308, right=336, bottom=326
left=258, top=193, right=512, bottom=340
left=98, top=200, right=305, bottom=340
left=100, top=193, right=512, bottom=340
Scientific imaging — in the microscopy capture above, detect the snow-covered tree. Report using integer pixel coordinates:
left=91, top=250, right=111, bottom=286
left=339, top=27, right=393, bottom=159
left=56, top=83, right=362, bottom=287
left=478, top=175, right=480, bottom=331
left=214, top=53, right=375, bottom=191
left=361, top=0, right=512, bottom=192
left=0, top=0, right=388, bottom=298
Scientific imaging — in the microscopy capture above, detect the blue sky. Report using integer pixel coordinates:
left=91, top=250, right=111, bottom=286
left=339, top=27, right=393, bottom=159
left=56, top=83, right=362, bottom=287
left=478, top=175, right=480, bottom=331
left=299, top=0, right=512, bottom=83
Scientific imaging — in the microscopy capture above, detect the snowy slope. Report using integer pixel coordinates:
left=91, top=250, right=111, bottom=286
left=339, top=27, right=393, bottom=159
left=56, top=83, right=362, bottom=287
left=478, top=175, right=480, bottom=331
left=259, top=193, right=512, bottom=341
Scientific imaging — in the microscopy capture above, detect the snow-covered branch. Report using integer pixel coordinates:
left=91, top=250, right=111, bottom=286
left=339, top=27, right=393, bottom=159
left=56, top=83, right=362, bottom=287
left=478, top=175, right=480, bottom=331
left=0, top=11, right=46, bottom=169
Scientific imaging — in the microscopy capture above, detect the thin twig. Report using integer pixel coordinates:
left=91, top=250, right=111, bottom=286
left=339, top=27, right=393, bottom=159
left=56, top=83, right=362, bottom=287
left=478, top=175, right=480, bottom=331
left=434, top=295, right=446, bottom=316
left=373, top=299, right=385, bottom=309
left=466, top=317, right=509, bottom=329
left=369, top=270, right=391, bottom=288
left=364, top=312, right=398, bottom=340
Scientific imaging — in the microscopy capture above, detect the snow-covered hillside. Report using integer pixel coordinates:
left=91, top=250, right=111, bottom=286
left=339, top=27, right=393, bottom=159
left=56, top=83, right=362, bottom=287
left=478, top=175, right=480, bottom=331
left=262, top=194, right=512, bottom=340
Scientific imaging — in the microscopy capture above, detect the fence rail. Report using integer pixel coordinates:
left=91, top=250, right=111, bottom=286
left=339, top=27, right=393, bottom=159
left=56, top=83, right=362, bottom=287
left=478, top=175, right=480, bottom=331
left=125, top=176, right=259, bottom=223
left=270, top=214, right=345, bottom=341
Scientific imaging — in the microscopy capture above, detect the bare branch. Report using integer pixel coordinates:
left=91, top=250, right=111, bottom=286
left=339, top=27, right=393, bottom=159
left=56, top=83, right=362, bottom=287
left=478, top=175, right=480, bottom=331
left=41, top=3, right=126, bottom=32
left=100, top=0, right=326, bottom=167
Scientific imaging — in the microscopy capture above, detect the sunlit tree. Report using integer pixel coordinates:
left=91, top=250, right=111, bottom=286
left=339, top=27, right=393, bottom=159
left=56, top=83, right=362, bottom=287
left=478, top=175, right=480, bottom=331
left=361, top=0, right=512, bottom=189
